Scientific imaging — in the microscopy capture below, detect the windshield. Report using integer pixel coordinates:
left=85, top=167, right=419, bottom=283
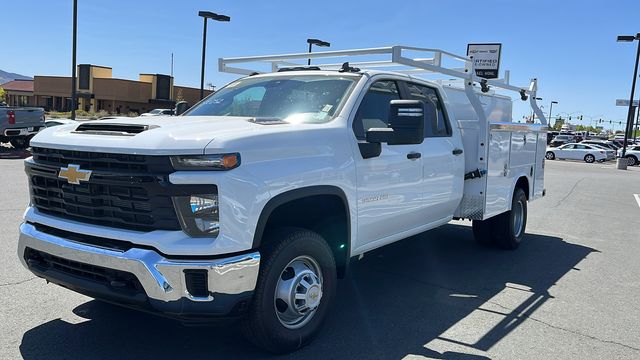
left=184, top=74, right=359, bottom=124
left=148, top=109, right=162, bottom=114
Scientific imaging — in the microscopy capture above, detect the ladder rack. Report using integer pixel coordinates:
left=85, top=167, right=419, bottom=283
left=219, top=45, right=548, bottom=169
left=218, top=45, right=545, bottom=126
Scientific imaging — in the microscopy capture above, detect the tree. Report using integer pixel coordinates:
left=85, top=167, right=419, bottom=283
left=0, top=86, right=6, bottom=104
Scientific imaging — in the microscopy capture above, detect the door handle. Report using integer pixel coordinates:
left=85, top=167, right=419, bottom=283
left=452, top=148, right=464, bottom=156
left=407, top=152, right=421, bottom=160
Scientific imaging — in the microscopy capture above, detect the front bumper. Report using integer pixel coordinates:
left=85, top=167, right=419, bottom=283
left=18, top=222, right=260, bottom=321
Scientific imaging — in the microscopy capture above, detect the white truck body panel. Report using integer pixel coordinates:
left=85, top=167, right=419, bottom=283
left=17, top=46, right=548, bottom=332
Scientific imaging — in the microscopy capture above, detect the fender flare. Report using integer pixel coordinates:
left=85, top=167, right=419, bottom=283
left=252, top=185, right=351, bottom=251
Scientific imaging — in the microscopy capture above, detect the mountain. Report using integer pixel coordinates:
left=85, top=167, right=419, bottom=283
left=0, top=69, right=32, bottom=85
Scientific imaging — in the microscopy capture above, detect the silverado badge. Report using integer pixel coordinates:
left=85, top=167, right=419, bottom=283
left=58, top=164, right=92, bottom=185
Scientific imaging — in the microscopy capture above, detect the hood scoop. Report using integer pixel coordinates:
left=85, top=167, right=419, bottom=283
left=247, top=117, right=287, bottom=125
left=73, top=123, right=158, bottom=136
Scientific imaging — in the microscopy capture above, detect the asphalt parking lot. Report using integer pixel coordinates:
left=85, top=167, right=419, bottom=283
left=1, top=152, right=639, bottom=360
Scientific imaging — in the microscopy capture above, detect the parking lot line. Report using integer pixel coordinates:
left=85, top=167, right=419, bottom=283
left=634, top=194, right=640, bottom=209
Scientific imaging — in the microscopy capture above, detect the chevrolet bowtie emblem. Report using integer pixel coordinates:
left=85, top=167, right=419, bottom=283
left=58, top=164, right=92, bottom=185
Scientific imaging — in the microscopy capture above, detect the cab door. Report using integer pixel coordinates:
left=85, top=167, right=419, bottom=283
left=404, top=82, right=465, bottom=221
left=351, top=79, right=424, bottom=250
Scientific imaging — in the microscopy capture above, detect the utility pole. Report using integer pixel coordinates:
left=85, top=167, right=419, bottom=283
left=70, top=0, right=78, bottom=120
left=171, top=53, right=174, bottom=78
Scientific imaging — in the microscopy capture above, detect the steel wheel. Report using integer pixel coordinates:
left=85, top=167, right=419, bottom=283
left=512, top=199, right=525, bottom=238
left=274, top=255, right=323, bottom=329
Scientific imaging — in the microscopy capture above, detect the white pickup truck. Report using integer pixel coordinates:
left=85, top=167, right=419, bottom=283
left=18, top=46, right=547, bottom=353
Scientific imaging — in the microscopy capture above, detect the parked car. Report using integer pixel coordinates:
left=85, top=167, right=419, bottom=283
left=580, top=140, right=618, bottom=151
left=550, top=134, right=575, bottom=147
left=45, top=118, right=78, bottom=127
left=589, top=144, right=615, bottom=160
left=547, top=131, right=559, bottom=145
left=17, top=45, right=548, bottom=352
left=140, top=108, right=173, bottom=116
left=0, top=105, right=45, bottom=148
left=545, top=143, right=607, bottom=163
left=617, top=145, right=640, bottom=166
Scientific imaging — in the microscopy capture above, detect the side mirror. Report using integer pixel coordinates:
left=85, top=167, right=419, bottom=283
left=366, top=100, right=427, bottom=145
left=174, top=101, right=189, bottom=116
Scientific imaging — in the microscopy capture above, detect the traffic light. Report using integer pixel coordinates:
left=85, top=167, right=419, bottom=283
left=579, top=115, right=583, bottom=120
left=569, top=116, right=572, bottom=120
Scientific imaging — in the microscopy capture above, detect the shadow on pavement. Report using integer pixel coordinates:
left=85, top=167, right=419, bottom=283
left=19, top=224, right=595, bottom=359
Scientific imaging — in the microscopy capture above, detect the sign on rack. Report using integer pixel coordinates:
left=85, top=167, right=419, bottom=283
left=467, top=43, right=502, bottom=79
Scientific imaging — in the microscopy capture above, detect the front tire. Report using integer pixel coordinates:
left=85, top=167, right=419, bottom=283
left=584, top=154, right=595, bottom=163
left=494, top=188, right=528, bottom=250
left=241, top=228, right=336, bottom=353
left=626, top=155, right=638, bottom=166
left=545, top=151, right=555, bottom=160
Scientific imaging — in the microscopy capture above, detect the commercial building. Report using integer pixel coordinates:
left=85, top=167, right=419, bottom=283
left=1, top=65, right=211, bottom=114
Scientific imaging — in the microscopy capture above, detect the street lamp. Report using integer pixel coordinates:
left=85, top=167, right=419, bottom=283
left=548, top=101, right=558, bottom=124
left=70, top=0, right=78, bottom=120
left=198, top=11, right=230, bottom=100
left=307, top=38, right=330, bottom=65
left=616, top=33, right=640, bottom=162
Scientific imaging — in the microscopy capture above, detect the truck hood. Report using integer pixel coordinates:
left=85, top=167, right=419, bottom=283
left=30, top=116, right=267, bottom=155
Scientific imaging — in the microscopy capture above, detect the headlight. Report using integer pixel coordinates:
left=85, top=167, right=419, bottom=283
left=173, top=193, right=219, bottom=237
left=170, top=153, right=240, bottom=170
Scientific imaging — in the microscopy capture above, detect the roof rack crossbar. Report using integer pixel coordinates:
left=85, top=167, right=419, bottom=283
left=218, top=45, right=546, bottom=125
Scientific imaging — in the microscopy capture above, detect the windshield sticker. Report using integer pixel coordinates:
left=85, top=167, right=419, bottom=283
left=321, top=104, right=333, bottom=113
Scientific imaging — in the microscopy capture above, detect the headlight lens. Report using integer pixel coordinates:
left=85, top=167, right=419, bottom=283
left=173, top=194, right=219, bottom=237
left=170, top=153, right=240, bottom=170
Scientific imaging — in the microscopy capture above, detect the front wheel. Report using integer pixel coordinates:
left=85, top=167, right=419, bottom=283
left=494, top=188, right=528, bottom=250
left=626, top=155, right=638, bottom=166
left=545, top=151, right=555, bottom=160
left=584, top=154, right=595, bottom=163
left=241, top=228, right=336, bottom=353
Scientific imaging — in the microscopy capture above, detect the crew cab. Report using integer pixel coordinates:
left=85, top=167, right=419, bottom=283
left=17, top=46, right=547, bottom=353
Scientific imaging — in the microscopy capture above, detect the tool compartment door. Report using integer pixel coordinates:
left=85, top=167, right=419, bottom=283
left=484, top=130, right=512, bottom=218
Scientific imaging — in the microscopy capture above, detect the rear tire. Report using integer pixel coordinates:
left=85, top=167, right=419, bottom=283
left=494, top=188, right=527, bottom=250
left=545, top=151, right=555, bottom=160
left=472, top=218, right=495, bottom=246
left=240, top=228, right=336, bottom=353
left=584, top=154, right=595, bottom=163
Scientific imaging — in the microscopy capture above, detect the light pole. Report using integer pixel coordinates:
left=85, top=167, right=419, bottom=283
left=617, top=33, right=640, bottom=161
left=198, top=11, right=230, bottom=100
left=70, top=0, right=78, bottom=120
left=548, top=100, right=558, bottom=125
left=307, top=38, right=330, bottom=65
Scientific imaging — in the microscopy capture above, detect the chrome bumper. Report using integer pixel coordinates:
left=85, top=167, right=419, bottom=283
left=18, top=222, right=260, bottom=305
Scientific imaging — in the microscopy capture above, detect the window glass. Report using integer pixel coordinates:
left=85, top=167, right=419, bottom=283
left=561, top=144, right=574, bottom=149
left=186, top=75, right=358, bottom=124
left=352, top=80, right=400, bottom=140
left=406, top=83, right=451, bottom=137
left=575, top=144, right=587, bottom=150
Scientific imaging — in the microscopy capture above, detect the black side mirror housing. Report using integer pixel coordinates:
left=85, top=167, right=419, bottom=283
left=174, top=101, right=189, bottom=116
left=366, top=100, right=426, bottom=145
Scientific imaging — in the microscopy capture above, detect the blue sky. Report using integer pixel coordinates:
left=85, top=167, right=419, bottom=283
left=2, top=0, right=638, bottom=129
